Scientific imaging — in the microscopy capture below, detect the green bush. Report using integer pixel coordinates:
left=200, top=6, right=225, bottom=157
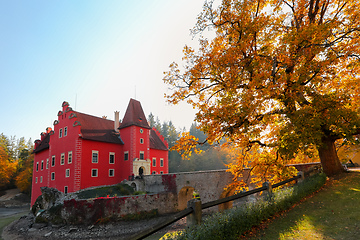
left=169, top=173, right=327, bottom=240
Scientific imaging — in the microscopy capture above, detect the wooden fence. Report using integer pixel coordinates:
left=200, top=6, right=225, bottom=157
left=129, top=167, right=320, bottom=240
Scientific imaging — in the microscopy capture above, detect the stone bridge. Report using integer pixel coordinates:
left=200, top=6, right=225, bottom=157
left=127, top=162, right=321, bottom=211
left=128, top=169, right=247, bottom=210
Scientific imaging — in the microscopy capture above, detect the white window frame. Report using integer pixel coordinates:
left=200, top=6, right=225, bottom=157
left=35, top=177, right=38, bottom=183
left=51, top=156, right=55, bottom=167
left=152, top=158, right=156, bottom=167
left=92, top=151, right=99, bottom=163
left=36, top=162, right=39, bottom=172
left=152, top=171, right=156, bottom=174
left=160, top=158, right=164, bottom=167
left=46, top=158, right=49, bottom=169
left=160, top=171, right=164, bottom=174
left=59, top=128, right=63, bottom=138
left=140, top=138, right=144, bottom=144
left=64, top=126, right=68, bottom=136
left=139, top=151, right=144, bottom=160
left=91, top=169, right=98, bottom=177
left=60, top=153, right=65, bottom=165
left=66, top=169, right=70, bottom=178
left=41, top=160, right=44, bottom=170
left=40, top=176, right=43, bottom=183
left=64, top=186, right=68, bottom=194
left=109, top=169, right=114, bottom=177
left=68, top=151, right=72, bottom=164
left=51, top=172, right=55, bottom=181
left=109, top=152, right=115, bottom=164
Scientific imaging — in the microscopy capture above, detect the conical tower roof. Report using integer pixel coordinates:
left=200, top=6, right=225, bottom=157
left=119, top=98, right=151, bottom=129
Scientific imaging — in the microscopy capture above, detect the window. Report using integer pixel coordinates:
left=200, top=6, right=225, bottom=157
left=41, top=160, right=44, bottom=170
left=64, top=127, right=68, bottom=136
left=152, top=171, right=156, bottom=174
left=140, top=129, right=143, bottom=133
left=68, top=151, right=72, bottom=164
left=60, top=153, right=65, bottom=165
left=140, top=138, right=144, bottom=144
left=92, top=151, right=98, bottom=163
left=152, top=158, right=156, bottom=167
left=66, top=169, right=70, bottom=177
left=40, top=176, right=43, bottom=183
left=160, top=171, right=163, bottom=174
left=52, top=156, right=55, bottom=167
left=36, top=162, right=39, bottom=172
left=35, top=177, right=38, bottom=183
left=140, top=151, right=144, bottom=160
left=64, top=186, right=68, bottom=194
left=91, top=169, right=98, bottom=177
left=51, top=172, right=55, bottom=181
left=59, top=128, right=63, bottom=138
left=160, top=158, right=164, bottom=167
left=46, top=159, right=49, bottom=169
left=109, top=169, right=114, bottom=177
left=124, top=152, right=129, bottom=161
left=109, top=152, right=115, bottom=164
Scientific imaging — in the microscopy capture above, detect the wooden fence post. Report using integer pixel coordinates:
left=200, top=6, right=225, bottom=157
left=262, top=181, right=272, bottom=200
left=187, top=199, right=202, bottom=227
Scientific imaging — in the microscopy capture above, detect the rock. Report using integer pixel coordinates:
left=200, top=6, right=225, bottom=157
left=32, top=222, right=48, bottom=229
left=44, top=231, right=52, bottom=237
left=68, top=227, right=78, bottom=233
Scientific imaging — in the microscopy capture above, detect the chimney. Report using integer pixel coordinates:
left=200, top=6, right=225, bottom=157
left=114, top=111, right=120, bottom=132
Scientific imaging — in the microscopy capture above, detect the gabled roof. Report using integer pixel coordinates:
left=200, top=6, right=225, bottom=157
left=149, top=129, right=168, bottom=151
left=75, top=112, right=124, bottom=144
left=33, top=133, right=50, bottom=153
left=119, top=98, right=151, bottom=129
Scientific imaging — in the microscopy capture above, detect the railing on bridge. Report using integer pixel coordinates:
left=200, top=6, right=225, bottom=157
left=129, top=166, right=321, bottom=240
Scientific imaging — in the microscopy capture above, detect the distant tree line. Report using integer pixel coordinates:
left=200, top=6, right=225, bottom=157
left=148, top=113, right=234, bottom=173
left=0, top=134, right=33, bottom=194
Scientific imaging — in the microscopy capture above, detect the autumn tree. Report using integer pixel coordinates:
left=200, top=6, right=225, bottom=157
left=15, top=148, right=33, bottom=194
left=0, top=146, right=16, bottom=190
left=164, top=0, right=360, bottom=178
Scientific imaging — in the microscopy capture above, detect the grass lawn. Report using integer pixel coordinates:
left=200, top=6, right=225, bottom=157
left=244, top=171, right=360, bottom=240
left=0, top=212, right=28, bottom=240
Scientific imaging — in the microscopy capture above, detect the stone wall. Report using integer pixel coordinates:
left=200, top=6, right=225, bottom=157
left=61, top=192, right=177, bottom=224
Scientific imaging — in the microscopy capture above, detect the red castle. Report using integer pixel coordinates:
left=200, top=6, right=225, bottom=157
left=31, top=99, right=169, bottom=206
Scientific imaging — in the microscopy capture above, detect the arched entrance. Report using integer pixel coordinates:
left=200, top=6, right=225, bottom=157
left=177, top=186, right=197, bottom=210
left=131, top=182, right=137, bottom=191
left=139, top=166, right=144, bottom=176
left=218, top=187, right=236, bottom=211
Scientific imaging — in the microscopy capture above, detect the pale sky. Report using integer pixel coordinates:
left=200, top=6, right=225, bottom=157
left=0, top=0, right=207, bottom=141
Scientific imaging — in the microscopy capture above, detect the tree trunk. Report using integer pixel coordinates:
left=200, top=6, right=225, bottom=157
left=317, top=137, right=345, bottom=176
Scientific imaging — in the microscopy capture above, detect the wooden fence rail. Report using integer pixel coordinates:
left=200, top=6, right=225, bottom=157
left=129, top=168, right=318, bottom=240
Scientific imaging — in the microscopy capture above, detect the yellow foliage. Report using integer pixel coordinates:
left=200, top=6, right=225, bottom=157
left=0, top=146, right=16, bottom=189
left=165, top=0, right=360, bottom=179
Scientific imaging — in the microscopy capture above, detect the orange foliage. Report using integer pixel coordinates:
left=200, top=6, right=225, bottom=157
left=0, top=146, right=16, bottom=189
left=164, top=0, right=360, bottom=181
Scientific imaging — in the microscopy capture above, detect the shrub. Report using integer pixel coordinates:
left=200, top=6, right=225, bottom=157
left=169, top=173, right=327, bottom=240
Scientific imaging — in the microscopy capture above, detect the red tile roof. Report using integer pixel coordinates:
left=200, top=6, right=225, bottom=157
left=75, top=112, right=124, bottom=144
left=149, top=129, right=168, bottom=150
left=33, top=133, right=50, bottom=153
left=119, top=99, right=151, bottom=129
